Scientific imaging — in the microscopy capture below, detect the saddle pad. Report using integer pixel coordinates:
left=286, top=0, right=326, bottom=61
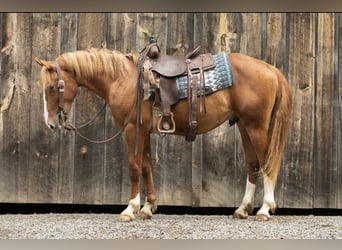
left=176, top=52, right=234, bottom=99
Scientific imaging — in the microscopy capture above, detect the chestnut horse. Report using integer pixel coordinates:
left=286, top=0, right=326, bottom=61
left=34, top=47, right=291, bottom=221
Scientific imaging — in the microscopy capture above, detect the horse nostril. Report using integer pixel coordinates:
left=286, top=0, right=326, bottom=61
left=47, top=122, right=56, bottom=130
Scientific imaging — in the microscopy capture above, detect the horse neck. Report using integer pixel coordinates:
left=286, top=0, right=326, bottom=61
left=77, top=73, right=138, bottom=113
left=69, top=54, right=139, bottom=121
left=77, top=77, right=113, bottom=102
left=61, top=50, right=136, bottom=102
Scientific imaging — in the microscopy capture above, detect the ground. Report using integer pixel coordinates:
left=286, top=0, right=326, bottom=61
left=0, top=213, right=342, bottom=239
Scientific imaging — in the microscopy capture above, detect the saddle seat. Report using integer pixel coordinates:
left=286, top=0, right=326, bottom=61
left=150, top=45, right=202, bottom=77
left=150, top=46, right=215, bottom=78
left=151, top=54, right=187, bottom=77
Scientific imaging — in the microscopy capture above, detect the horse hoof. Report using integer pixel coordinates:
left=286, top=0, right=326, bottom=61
left=151, top=204, right=158, bottom=214
left=233, top=211, right=248, bottom=219
left=117, top=214, right=134, bottom=222
left=137, top=212, right=152, bottom=220
left=233, top=206, right=249, bottom=219
left=233, top=213, right=248, bottom=219
left=255, top=214, right=270, bottom=221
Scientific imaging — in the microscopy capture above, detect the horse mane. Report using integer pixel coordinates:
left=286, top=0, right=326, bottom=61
left=58, top=48, right=131, bottom=81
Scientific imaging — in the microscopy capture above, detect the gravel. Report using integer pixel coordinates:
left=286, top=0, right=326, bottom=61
left=0, top=213, right=342, bottom=239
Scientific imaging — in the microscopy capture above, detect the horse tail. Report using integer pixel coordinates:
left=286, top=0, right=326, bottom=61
left=263, top=67, right=292, bottom=183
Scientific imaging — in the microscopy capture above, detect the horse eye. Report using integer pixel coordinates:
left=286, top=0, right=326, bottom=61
left=47, top=85, right=55, bottom=92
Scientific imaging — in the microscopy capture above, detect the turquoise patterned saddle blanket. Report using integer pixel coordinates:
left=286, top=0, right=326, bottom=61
left=175, top=52, right=234, bottom=99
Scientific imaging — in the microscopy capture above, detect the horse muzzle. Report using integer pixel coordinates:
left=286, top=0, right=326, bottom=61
left=45, top=114, right=58, bottom=131
left=46, top=121, right=57, bottom=130
left=58, top=110, right=73, bottom=131
left=45, top=110, right=69, bottom=131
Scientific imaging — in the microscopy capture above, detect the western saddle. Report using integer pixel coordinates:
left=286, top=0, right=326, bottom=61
left=138, top=37, right=216, bottom=141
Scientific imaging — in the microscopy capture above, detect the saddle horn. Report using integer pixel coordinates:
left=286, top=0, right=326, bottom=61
left=147, top=36, right=160, bottom=59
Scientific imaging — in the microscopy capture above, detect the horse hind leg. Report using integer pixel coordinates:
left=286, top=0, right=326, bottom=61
left=255, top=174, right=277, bottom=221
left=138, top=136, right=158, bottom=219
left=233, top=125, right=259, bottom=219
left=245, top=125, right=277, bottom=221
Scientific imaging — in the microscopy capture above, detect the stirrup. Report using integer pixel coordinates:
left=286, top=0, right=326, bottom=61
left=157, top=112, right=176, bottom=134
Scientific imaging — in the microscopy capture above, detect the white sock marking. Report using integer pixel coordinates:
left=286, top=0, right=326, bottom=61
left=257, top=177, right=275, bottom=217
left=242, top=179, right=256, bottom=206
left=120, top=193, right=140, bottom=219
left=140, top=198, right=153, bottom=217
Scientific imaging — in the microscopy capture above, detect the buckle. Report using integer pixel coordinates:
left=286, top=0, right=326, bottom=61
left=58, top=80, right=65, bottom=92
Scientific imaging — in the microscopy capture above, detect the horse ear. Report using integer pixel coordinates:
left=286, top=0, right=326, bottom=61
left=34, top=57, right=45, bottom=66
left=34, top=58, right=54, bottom=70
left=125, top=52, right=138, bottom=65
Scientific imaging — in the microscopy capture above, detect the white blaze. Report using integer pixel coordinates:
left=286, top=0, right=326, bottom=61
left=43, top=91, right=49, bottom=127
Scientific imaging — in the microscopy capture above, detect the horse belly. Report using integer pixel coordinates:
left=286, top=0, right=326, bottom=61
left=171, top=90, right=233, bottom=135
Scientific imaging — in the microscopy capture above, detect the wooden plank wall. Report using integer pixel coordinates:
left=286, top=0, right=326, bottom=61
left=0, top=13, right=341, bottom=209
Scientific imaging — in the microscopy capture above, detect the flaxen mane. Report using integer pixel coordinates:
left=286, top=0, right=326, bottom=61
left=58, top=48, right=130, bottom=81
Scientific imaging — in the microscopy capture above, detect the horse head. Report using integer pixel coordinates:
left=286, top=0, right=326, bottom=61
left=34, top=57, right=78, bottom=130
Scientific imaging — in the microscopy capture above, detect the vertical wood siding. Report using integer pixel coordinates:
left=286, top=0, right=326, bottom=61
left=0, top=13, right=341, bottom=209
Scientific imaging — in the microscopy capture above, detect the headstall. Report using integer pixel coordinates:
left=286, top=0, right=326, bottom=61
left=53, top=60, right=68, bottom=126
left=51, top=60, right=134, bottom=144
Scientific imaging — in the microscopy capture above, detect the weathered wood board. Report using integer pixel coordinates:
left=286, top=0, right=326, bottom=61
left=283, top=13, right=316, bottom=208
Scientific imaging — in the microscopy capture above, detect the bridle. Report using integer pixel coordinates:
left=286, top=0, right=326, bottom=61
left=53, top=61, right=68, bottom=126
left=52, top=60, right=136, bottom=144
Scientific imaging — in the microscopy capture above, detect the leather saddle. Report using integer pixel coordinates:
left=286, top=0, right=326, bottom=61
left=141, top=38, right=216, bottom=141
left=151, top=48, right=215, bottom=78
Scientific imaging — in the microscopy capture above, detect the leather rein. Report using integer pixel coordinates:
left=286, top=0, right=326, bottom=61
left=53, top=60, right=136, bottom=144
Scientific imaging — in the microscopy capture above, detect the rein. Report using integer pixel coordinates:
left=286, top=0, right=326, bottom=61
left=53, top=60, right=136, bottom=144
left=133, top=41, right=158, bottom=154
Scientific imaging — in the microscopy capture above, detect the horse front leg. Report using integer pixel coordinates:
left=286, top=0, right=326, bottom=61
left=117, top=159, right=142, bottom=222
left=118, top=125, right=144, bottom=222
left=138, top=135, right=157, bottom=219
